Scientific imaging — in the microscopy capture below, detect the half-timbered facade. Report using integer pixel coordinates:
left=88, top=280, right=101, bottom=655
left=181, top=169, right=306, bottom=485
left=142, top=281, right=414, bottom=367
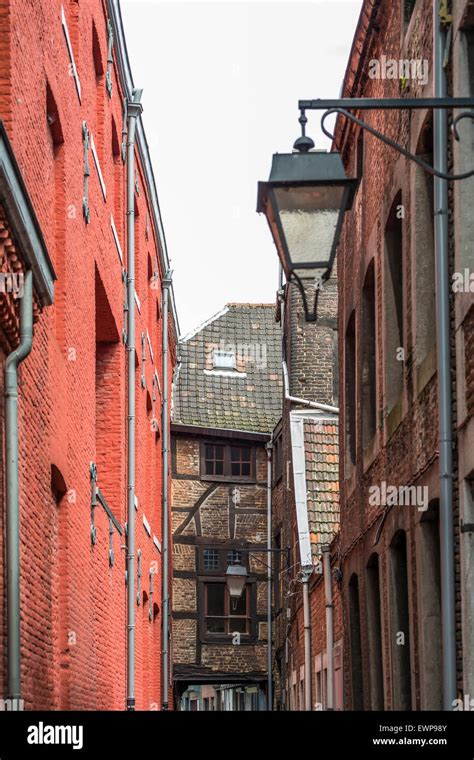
left=171, top=303, right=282, bottom=709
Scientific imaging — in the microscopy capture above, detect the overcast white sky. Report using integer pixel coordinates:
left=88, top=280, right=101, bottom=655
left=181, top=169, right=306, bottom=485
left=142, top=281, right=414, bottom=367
left=121, top=0, right=363, bottom=336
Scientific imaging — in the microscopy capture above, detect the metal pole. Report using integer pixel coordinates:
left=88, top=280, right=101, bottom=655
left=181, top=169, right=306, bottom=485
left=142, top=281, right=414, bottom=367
left=266, top=442, right=273, bottom=711
left=433, top=3, right=457, bottom=710
left=126, top=88, right=143, bottom=712
left=322, top=546, right=334, bottom=710
left=161, top=272, right=172, bottom=710
left=5, top=269, right=33, bottom=704
left=302, top=570, right=312, bottom=710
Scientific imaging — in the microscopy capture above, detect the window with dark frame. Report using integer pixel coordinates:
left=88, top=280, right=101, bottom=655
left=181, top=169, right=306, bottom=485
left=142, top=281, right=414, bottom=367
left=199, top=546, right=248, bottom=574
left=204, top=582, right=250, bottom=635
left=202, top=442, right=254, bottom=480
left=227, top=549, right=242, bottom=566
left=204, top=443, right=224, bottom=476
left=203, top=548, right=219, bottom=571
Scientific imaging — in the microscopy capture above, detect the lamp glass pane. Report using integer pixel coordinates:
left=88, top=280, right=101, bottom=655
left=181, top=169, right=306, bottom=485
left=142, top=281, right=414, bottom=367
left=273, top=185, right=345, bottom=279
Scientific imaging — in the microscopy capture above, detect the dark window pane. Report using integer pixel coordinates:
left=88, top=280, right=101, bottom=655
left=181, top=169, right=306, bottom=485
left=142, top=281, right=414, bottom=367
left=204, top=444, right=225, bottom=475
left=227, top=550, right=242, bottom=566
left=229, top=618, right=247, bottom=633
left=206, top=584, right=225, bottom=616
left=206, top=618, right=226, bottom=634
left=241, top=462, right=250, bottom=476
left=231, top=462, right=240, bottom=476
left=203, top=549, right=219, bottom=571
left=229, top=588, right=247, bottom=615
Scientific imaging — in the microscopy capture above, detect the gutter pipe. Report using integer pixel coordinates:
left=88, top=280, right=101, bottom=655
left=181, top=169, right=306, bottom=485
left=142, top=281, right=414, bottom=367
left=433, top=4, right=457, bottom=710
left=266, top=441, right=273, bottom=711
left=302, top=570, right=312, bottom=710
left=5, top=269, right=33, bottom=703
left=161, top=270, right=172, bottom=710
left=323, top=546, right=334, bottom=710
left=126, top=88, right=143, bottom=712
left=282, top=360, right=339, bottom=415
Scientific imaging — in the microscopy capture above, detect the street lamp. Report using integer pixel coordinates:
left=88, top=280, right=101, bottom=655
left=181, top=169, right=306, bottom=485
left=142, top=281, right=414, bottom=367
left=225, top=564, right=248, bottom=601
left=257, top=148, right=358, bottom=322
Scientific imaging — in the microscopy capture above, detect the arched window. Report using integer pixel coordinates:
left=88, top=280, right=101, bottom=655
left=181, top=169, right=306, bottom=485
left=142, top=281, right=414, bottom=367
left=389, top=530, right=412, bottom=709
left=348, top=574, right=364, bottom=709
left=362, top=261, right=376, bottom=448
left=384, top=193, right=404, bottom=413
left=345, top=311, right=356, bottom=469
left=366, top=554, right=384, bottom=709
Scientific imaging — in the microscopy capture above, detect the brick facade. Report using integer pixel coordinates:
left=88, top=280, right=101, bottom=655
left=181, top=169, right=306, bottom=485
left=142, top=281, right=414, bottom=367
left=0, top=0, right=177, bottom=710
left=336, top=0, right=474, bottom=710
left=272, top=276, right=343, bottom=710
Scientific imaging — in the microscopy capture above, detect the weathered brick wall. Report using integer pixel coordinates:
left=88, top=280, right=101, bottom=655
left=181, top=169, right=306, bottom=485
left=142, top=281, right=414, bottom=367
left=0, top=0, right=177, bottom=710
left=337, top=0, right=467, bottom=710
left=271, top=238, right=340, bottom=710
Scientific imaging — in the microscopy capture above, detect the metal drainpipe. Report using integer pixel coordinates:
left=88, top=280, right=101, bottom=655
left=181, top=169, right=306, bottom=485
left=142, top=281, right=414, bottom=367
left=5, top=269, right=33, bottom=703
left=433, top=4, right=457, bottom=710
left=161, top=270, right=172, bottom=710
left=302, top=569, right=312, bottom=710
left=266, top=441, right=273, bottom=711
left=322, top=546, right=334, bottom=710
left=126, top=88, right=143, bottom=712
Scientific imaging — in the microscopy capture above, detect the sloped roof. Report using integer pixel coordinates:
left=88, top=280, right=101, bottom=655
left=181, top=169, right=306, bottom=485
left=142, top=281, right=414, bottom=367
left=304, top=418, right=340, bottom=556
left=172, top=304, right=283, bottom=435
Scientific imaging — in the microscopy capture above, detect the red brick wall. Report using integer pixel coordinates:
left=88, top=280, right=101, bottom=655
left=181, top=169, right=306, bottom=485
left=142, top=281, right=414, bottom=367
left=0, top=0, right=176, bottom=710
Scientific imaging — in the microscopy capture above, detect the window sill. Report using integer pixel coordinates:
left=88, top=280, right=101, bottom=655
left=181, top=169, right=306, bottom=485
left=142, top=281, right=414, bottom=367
left=200, top=634, right=256, bottom=646
left=200, top=474, right=255, bottom=484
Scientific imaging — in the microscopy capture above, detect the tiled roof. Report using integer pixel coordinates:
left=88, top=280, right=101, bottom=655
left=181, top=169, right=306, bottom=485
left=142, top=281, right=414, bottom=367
left=304, top=419, right=340, bottom=555
left=172, top=304, right=283, bottom=434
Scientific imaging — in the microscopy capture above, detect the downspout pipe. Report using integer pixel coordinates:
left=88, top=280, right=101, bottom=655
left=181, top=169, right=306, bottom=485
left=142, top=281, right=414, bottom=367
left=282, top=359, right=339, bottom=415
left=126, top=88, right=143, bottom=712
left=266, top=441, right=273, bottom=711
left=323, top=546, right=334, bottom=710
left=161, top=270, right=172, bottom=710
left=302, top=568, right=312, bottom=710
left=433, top=5, right=457, bottom=710
left=5, top=269, right=33, bottom=703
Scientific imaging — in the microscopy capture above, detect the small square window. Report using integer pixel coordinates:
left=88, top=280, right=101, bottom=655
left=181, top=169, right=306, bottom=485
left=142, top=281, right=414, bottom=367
left=213, top=349, right=236, bottom=371
left=227, top=549, right=242, bottom=566
left=204, top=444, right=225, bottom=476
left=203, top=548, right=220, bottom=571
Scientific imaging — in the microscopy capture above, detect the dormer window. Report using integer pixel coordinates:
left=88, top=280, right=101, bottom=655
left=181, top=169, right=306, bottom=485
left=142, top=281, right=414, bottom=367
left=212, top=349, right=236, bottom=371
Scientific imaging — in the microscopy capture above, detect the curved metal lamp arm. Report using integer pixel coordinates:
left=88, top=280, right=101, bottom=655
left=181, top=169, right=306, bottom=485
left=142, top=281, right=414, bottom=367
left=291, top=271, right=325, bottom=323
left=321, top=107, right=474, bottom=181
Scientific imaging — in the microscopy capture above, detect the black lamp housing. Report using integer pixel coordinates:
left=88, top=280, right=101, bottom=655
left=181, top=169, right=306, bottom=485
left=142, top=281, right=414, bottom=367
left=257, top=151, right=358, bottom=320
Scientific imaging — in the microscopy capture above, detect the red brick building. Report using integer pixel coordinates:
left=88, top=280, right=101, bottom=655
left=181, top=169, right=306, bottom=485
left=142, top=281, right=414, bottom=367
left=336, top=0, right=474, bottom=710
left=0, top=0, right=178, bottom=710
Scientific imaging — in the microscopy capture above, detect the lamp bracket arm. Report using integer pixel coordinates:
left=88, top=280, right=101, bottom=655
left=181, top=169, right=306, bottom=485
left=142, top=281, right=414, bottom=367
left=321, top=107, right=474, bottom=182
left=291, top=271, right=319, bottom=323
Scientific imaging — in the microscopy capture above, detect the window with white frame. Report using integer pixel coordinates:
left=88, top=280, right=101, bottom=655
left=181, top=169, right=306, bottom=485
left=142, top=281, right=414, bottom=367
left=212, top=349, right=236, bottom=371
